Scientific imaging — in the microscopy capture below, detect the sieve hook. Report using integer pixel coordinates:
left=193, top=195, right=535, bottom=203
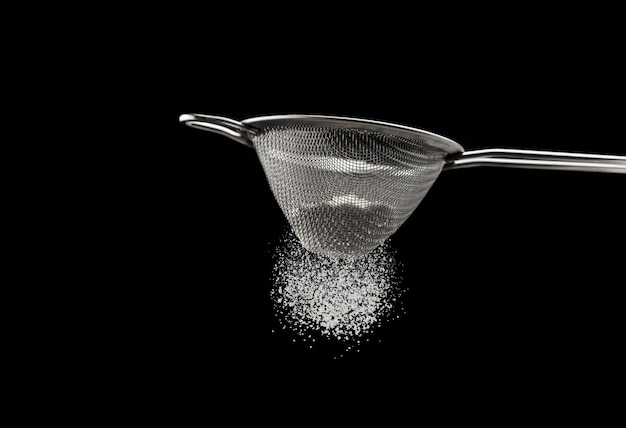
left=179, top=113, right=256, bottom=148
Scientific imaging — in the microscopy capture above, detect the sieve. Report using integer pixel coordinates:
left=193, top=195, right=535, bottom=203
left=180, top=113, right=626, bottom=259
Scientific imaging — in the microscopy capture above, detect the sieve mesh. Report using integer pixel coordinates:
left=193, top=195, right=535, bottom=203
left=252, top=126, right=447, bottom=258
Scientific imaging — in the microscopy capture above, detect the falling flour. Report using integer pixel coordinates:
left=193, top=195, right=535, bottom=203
left=271, top=231, right=404, bottom=343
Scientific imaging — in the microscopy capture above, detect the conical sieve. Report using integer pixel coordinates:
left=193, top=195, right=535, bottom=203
left=180, top=113, right=626, bottom=259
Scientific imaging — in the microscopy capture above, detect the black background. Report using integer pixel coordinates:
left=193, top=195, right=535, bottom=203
left=116, top=7, right=624, bottom=408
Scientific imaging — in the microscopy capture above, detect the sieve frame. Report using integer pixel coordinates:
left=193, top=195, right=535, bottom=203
left=243, top=115, right=465, bottom=155
left=180, top=113, right=464, bottom=154
left=180, top=114, right=626, bottom=174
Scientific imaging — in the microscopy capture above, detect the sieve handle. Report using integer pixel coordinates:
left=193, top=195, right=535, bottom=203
left=179, top=113, right=256, bottom=148
left=445, top=148, right=626, bottom=174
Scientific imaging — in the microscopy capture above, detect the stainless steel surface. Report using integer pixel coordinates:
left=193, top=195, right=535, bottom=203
left=180, top=113, right=626, bottom=258
left=243, top=115, right=465, bottom=155
left=446, top=148, right=626, bottom=174
left=250, top=124, right=447, bottom=258
left=180, top=114, right=463, bottom=154
left=179, top=113, right=256, bottom=148
left=180, top=113, right=626, bottom=174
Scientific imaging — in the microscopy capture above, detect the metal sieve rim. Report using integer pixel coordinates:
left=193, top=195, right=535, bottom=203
left=242, top=114, right=465, bottom=155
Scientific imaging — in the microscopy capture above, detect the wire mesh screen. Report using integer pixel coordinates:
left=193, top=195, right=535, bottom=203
left=252, top=126, right=447, bottom=258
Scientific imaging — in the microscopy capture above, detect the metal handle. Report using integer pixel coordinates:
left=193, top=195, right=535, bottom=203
left=179, top=113, right=256, bottom=148
left=445, top=148, right=626, bottom=174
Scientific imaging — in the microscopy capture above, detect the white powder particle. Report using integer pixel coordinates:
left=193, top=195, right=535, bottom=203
left=271, top=231, right=404, bottom=342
